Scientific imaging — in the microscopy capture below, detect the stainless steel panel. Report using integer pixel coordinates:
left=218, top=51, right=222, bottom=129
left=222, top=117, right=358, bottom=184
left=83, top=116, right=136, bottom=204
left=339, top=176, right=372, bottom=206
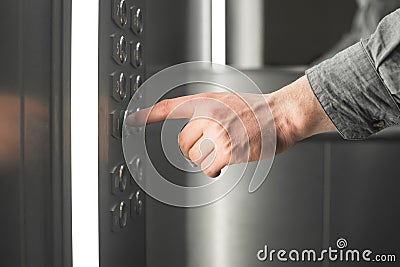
left=185, top=142, right=326, bottom=267
left=329, top=142, right=400, bottom=267
left=0, top=0, right=72, bottom=266
left=143, top=1, right=211, bottom=267
left=227, top=0, right=357, bottom=67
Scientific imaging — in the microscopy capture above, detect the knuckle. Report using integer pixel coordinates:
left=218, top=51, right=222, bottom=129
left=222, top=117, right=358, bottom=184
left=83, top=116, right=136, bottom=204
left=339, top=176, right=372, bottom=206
left=198, top=93, right=210, bottom=98
left=204, top=168, right=214, bottom=177
left=157, top=100, right=170, bottom=115
left=208, top=107, right=219, bottom=118
left=200, top=92, right=215, bottom=99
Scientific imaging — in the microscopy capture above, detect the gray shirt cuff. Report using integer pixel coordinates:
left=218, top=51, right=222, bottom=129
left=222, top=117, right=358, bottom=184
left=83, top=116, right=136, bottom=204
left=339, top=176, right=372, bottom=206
left=306, top=42, right=400, bottom=140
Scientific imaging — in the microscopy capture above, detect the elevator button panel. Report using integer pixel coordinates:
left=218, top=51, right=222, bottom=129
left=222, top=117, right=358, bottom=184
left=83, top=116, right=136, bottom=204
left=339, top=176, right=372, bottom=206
left=100, top=0, right=146, bottom=264
left=105, top=0, right=146, bottom=233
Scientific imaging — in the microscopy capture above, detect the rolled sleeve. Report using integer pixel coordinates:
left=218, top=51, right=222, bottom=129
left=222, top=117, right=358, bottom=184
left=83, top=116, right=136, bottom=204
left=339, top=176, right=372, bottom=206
left=306, top=9, right=400, bottom=140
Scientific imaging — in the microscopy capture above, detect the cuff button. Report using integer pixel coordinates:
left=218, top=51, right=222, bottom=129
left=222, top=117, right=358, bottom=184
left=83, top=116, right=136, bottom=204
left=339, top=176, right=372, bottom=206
left=372, top=120, right=386, bottom=129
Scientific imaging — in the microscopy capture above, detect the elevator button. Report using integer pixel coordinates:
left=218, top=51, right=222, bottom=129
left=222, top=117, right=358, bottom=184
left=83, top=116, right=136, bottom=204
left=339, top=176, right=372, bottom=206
left=118, top=201, right=128, bottom=227
left=112, top=201, right=129, bottom=230
left=129, top=156, right=143, bottom=183
left=113, top=0, right=127, bottom=27
left=111, top=109, right=126, bottom=139
left=125, top=108, right=143, bottom=135
left=117, top=72, right=126, bottom=100
left=130, top=74, right=143, bottom=99
left=118, top=164, right=127, bottom=192
left=111, top=163, right=128, bottom=194
left=111, top=72, right=127, bottom=101
left=131, top=7, right=143, bottom=35
left=113, top=35, right=127, bottom=64
left=136, top=199, right=143, bottom=215
left=131, top=42, right=143, bottom=68
left=131, top=190, right=143, bottom=216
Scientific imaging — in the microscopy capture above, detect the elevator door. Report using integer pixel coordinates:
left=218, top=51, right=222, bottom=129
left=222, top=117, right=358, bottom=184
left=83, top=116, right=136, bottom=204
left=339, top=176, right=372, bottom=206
left=0, top=0, right=72, bottom=266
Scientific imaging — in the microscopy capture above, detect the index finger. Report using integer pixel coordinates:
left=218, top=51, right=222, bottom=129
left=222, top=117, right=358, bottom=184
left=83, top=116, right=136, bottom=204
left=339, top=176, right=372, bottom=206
left=126, top=94, right=201, bottom=126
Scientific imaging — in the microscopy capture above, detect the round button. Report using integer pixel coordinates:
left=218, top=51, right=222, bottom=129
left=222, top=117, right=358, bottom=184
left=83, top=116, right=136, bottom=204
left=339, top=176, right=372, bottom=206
left=131, top=7, right=144, bottom=35
left=116, top=35, right=127, bottom=64
left=132, top=42, right=143, bottom=68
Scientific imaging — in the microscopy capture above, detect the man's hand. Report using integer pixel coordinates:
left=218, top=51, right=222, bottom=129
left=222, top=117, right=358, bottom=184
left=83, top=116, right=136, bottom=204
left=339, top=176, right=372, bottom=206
left=127, top=75, right=335, bottom=177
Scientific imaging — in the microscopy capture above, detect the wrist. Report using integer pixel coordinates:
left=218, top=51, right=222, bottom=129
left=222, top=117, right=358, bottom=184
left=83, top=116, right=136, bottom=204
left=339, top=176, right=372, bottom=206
left=285, top=76, right=335, bottom=141
left=266, top=76, right=335, bottom=150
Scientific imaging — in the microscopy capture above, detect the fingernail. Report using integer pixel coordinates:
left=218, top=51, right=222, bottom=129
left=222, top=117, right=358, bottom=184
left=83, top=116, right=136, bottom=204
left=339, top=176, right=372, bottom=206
left=125, top=113, right=137, bottom=127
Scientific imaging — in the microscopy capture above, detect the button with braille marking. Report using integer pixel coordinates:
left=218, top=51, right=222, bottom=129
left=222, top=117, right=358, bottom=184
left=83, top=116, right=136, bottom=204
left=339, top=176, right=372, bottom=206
left=112, top=34, right=128, bottom=64
left=131, top=42, right=143, bottom=68
left=113, top=0, right=128, bottom=27
left=372, top=120, right=386, bottom=129
left=131, top=6, right=144, bottom=35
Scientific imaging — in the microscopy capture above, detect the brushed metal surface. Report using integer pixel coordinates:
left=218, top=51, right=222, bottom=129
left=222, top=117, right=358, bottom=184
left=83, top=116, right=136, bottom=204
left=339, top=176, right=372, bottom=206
left=0, top=0, right=72, bottom=266
left=227, top=0, right=357, bottom=67
left=143, top=1, right=212, bottom=267
left=98, top=0, right=146, bottom=266
left=329, top=142, right=400, bottom=267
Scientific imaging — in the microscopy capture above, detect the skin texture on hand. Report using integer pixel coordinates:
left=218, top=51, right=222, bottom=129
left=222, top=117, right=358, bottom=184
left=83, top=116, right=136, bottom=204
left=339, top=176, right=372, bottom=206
left=268, top=75, right=336, bottom=153
left=127, top=75, right=335, bottom=177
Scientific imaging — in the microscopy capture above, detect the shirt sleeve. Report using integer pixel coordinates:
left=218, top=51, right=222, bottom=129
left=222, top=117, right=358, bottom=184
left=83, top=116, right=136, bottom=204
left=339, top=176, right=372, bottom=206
left=306, top=9, right=400, bottom=140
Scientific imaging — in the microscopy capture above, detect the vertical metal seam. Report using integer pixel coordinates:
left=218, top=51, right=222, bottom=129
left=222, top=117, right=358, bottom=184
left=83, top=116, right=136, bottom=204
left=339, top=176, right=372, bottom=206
left=18, top=0, right=26, bottom=264
left=322, top=142, right=331, bottom=267
left=61, top=0, right=72, bottom=265
left=50, top=0, right=66, bottom=265
left=50, top=0, right=57, bottom=265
